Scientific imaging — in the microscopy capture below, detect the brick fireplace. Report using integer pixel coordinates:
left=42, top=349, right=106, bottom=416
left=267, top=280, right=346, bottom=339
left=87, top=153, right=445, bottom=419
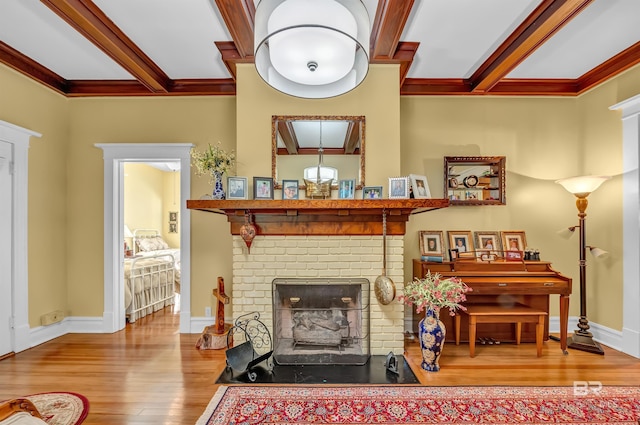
left=186, top=199, right=450, bottom=358
left=231, top=234, right=405, bottom=356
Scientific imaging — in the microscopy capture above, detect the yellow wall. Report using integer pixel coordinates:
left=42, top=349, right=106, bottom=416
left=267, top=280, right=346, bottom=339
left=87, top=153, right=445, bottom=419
left=123, top=163, right=181, bottom=248
left=1, top=60, right=639, bottom=331
left=0, top=66, right=70, bottom=325
left=65, top=96, right=236, bottom=317
left=236, top=64, right=402, bottom=190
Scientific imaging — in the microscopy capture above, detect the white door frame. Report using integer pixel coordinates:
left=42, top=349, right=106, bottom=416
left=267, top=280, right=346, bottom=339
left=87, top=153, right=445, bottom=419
left=96, top=143, right=193, bottom=333
left=0, top=120, right=41, bottom=353
left=610, top=95, right=640, bottom=358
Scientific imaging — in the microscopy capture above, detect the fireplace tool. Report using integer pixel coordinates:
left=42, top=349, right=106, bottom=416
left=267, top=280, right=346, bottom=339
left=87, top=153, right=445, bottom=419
left=374, top=209, right=396, bottom=305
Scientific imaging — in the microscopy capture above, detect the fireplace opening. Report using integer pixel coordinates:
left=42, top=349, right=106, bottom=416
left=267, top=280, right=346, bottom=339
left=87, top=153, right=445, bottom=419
left=272, top=278, right=370, bottom=365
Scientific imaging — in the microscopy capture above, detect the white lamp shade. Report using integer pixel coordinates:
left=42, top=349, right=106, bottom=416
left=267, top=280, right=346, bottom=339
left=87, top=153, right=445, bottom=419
left=556, top=227, right=576, bottom=239
left=255, top=0, right=370, bottom=98
left=555, top=175, right=610, bottom=196
left=304, top=165, right=338, bottom=183
left=589, top=247, right=609, bottom=258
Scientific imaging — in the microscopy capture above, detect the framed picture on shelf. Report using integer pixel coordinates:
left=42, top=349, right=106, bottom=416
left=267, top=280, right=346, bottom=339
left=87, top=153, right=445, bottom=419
left=409, top=174, right=431, bottom=199
left=389, top=176, right=409, bottom=199
left=253, top=177, right=274, bottom=200
left=281, top=179, right=299, bottom=200
left=449, top=248, right=459, bottom=261
left=338, top=179, right=355, bottom=199
left=419, top=231, right=444, bottom=257
left=447, top=230, right=474, bottom=258
left=362, top=186, right=383, bottom=199
left=505, top=250, right=524, bottom=261
left=227, top=176, right=248, bottom=200
left=474, top=231, right=502, bottom=256
left=501, top=230, right=527, bottom=253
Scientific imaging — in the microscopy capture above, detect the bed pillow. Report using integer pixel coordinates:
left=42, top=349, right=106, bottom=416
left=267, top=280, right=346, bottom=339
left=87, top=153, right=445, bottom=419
left=137, top=236, right=169, bottom=252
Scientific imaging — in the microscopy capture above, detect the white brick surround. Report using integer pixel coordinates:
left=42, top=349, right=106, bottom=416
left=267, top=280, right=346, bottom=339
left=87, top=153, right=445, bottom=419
left=232, top=235, right=405, bottom=355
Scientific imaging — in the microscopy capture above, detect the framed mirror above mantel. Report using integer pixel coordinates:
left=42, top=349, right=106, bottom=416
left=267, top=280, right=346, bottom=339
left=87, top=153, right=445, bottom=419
left=445, top=156, right=506, bottom=205
left=272, top=115, right=365, bottom=190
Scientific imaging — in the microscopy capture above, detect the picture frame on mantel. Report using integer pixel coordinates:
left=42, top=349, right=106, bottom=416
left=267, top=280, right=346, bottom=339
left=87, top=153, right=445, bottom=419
left=253, top=177, right=274, bottom=200
left=227, top=176, right=248, bottom=200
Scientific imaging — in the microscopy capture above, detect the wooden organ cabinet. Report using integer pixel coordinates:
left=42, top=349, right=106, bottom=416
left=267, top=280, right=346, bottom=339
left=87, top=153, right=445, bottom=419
left=412, top=259, right=572, bottom=352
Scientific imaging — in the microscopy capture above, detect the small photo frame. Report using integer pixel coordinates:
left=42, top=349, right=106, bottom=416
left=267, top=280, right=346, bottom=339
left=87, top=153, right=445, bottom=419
left=362, top=186, right=383, bottom=199
left=501, top=231, right=527, bottom=253
left=339, top=179, right=355, bottom=199
left=419, top=231, right=444, bottom=257
left=409, top=174, right=431, bottom=199
left=282, top=179, right=299, bottom=200
left=253, top=177, right=274, bottom=200
left=447, top=230, right=474, bottom=258
left=478, top=251, right=497, bottom=262
left=227, top=176, right=248, bottom=200
left=505, top=250, right=524, bottom=262
left=474, top=231, right=502, bottom=256
left=169, top=211, right=178, bottom=222
left=389, top=176, right=410, bottom=199
left=449, top=248, right=459, bottom=261
left=169, top=223, right=178, bottom=233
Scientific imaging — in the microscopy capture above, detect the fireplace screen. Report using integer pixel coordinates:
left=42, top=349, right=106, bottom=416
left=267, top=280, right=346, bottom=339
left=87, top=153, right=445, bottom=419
left=272, top=278, right=370, bottom=365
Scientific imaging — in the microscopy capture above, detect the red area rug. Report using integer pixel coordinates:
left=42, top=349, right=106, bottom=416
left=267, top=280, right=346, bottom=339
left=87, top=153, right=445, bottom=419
left=196, top=385, right=640, bottom=424
left=26, top=392, right=88, bottom=425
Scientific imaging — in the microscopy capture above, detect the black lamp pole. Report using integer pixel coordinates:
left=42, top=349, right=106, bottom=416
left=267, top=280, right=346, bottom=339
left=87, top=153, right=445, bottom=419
left=567, top=194, right=604, bottom=355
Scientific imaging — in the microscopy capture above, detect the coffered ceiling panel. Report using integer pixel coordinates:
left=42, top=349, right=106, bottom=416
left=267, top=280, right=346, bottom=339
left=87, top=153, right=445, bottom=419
left=0, top=0, right=638, bottom=97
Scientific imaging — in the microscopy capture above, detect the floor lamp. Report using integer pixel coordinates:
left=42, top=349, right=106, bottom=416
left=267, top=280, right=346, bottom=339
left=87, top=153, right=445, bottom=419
left=555, top=175, right=610, bottom=355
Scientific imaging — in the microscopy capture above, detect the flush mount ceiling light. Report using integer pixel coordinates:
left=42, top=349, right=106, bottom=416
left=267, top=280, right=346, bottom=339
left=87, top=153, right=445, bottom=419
left=254, top=0, right=370, bottom=99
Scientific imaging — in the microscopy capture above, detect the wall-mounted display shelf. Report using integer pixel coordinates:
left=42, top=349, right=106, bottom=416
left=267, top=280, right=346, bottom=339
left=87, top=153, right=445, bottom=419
left=444, top=156, right=506, bottom=206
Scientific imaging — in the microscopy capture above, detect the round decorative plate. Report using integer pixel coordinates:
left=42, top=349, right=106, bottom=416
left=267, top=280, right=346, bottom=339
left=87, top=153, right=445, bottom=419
left=463, top=175, right=478, bottom=188
left=448, top=177, right=459, bottom=188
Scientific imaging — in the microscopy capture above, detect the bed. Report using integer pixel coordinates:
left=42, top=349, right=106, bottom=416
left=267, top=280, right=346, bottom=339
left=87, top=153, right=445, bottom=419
left=133, top=229, right=181, bottom=291
left=123, top=229, right=181, bottom=323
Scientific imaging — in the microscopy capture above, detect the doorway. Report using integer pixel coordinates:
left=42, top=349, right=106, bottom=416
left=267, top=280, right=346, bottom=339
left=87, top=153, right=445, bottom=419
left=0, top=120, right=41, bottom=355
left=96, top=143, right=192, bottom=334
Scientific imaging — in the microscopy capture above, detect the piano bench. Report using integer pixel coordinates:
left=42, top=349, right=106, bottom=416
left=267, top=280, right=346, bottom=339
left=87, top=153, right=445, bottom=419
left=454, top=303, right=548, bottom=357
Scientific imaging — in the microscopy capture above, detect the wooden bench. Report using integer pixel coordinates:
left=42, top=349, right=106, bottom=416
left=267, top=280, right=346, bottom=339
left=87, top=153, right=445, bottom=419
left=455, top=303, right=548, bottom=357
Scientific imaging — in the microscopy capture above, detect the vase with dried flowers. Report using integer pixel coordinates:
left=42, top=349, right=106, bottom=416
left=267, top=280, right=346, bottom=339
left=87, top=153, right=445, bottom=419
left=191, top=142, right=236, bottom=199
left=398, top=271, right=471, bottom=371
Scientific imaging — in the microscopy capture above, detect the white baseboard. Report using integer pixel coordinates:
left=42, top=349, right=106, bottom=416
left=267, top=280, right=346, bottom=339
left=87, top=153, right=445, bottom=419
left=549, top=316, right=626, bottom=354
left=26, top=315, right=635, bottom=359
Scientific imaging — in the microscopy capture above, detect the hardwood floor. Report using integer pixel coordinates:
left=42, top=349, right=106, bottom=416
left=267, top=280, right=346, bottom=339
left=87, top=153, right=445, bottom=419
left=0, top=306, right=638, bottom=425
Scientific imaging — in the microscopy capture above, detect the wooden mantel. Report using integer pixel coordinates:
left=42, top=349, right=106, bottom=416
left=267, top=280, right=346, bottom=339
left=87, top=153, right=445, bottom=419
left=187, top=199, right=449, bottom=236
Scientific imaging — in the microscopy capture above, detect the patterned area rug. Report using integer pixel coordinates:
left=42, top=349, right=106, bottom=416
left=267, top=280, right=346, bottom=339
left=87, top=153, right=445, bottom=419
left=26, top=392, right=89, bottom=425
left=196, top=385, right=640, bottom=424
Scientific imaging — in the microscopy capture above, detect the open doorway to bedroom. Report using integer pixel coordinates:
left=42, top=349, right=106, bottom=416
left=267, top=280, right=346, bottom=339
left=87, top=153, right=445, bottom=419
left=97, top=143, right=192, bottom=335
left=123, top=162, right=182, bottom=325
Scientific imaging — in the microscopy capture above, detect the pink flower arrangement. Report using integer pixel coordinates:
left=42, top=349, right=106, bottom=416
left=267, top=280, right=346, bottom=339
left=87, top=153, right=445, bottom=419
left=398, top=271, right=472, bottom=316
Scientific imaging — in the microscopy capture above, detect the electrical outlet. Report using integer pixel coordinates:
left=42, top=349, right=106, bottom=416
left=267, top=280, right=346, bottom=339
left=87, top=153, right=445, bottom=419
left=41, top=310, right=64, bottom=326
left=205, top=307, right=212, bottom=317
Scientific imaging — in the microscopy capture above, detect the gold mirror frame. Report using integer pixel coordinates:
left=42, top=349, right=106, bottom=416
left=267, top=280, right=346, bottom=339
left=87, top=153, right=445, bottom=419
left=272, top=115, right=366, bottom=190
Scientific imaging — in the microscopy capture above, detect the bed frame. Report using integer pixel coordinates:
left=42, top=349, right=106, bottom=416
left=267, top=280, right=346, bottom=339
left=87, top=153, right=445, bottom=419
left=125, top=253, right=175, bottom=323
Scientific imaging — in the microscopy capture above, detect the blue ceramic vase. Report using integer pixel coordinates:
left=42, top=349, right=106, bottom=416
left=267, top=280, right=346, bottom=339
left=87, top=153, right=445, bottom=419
left=418, top=308, right=446, bottom=372
left=212, top=171, right=226, bottom=200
